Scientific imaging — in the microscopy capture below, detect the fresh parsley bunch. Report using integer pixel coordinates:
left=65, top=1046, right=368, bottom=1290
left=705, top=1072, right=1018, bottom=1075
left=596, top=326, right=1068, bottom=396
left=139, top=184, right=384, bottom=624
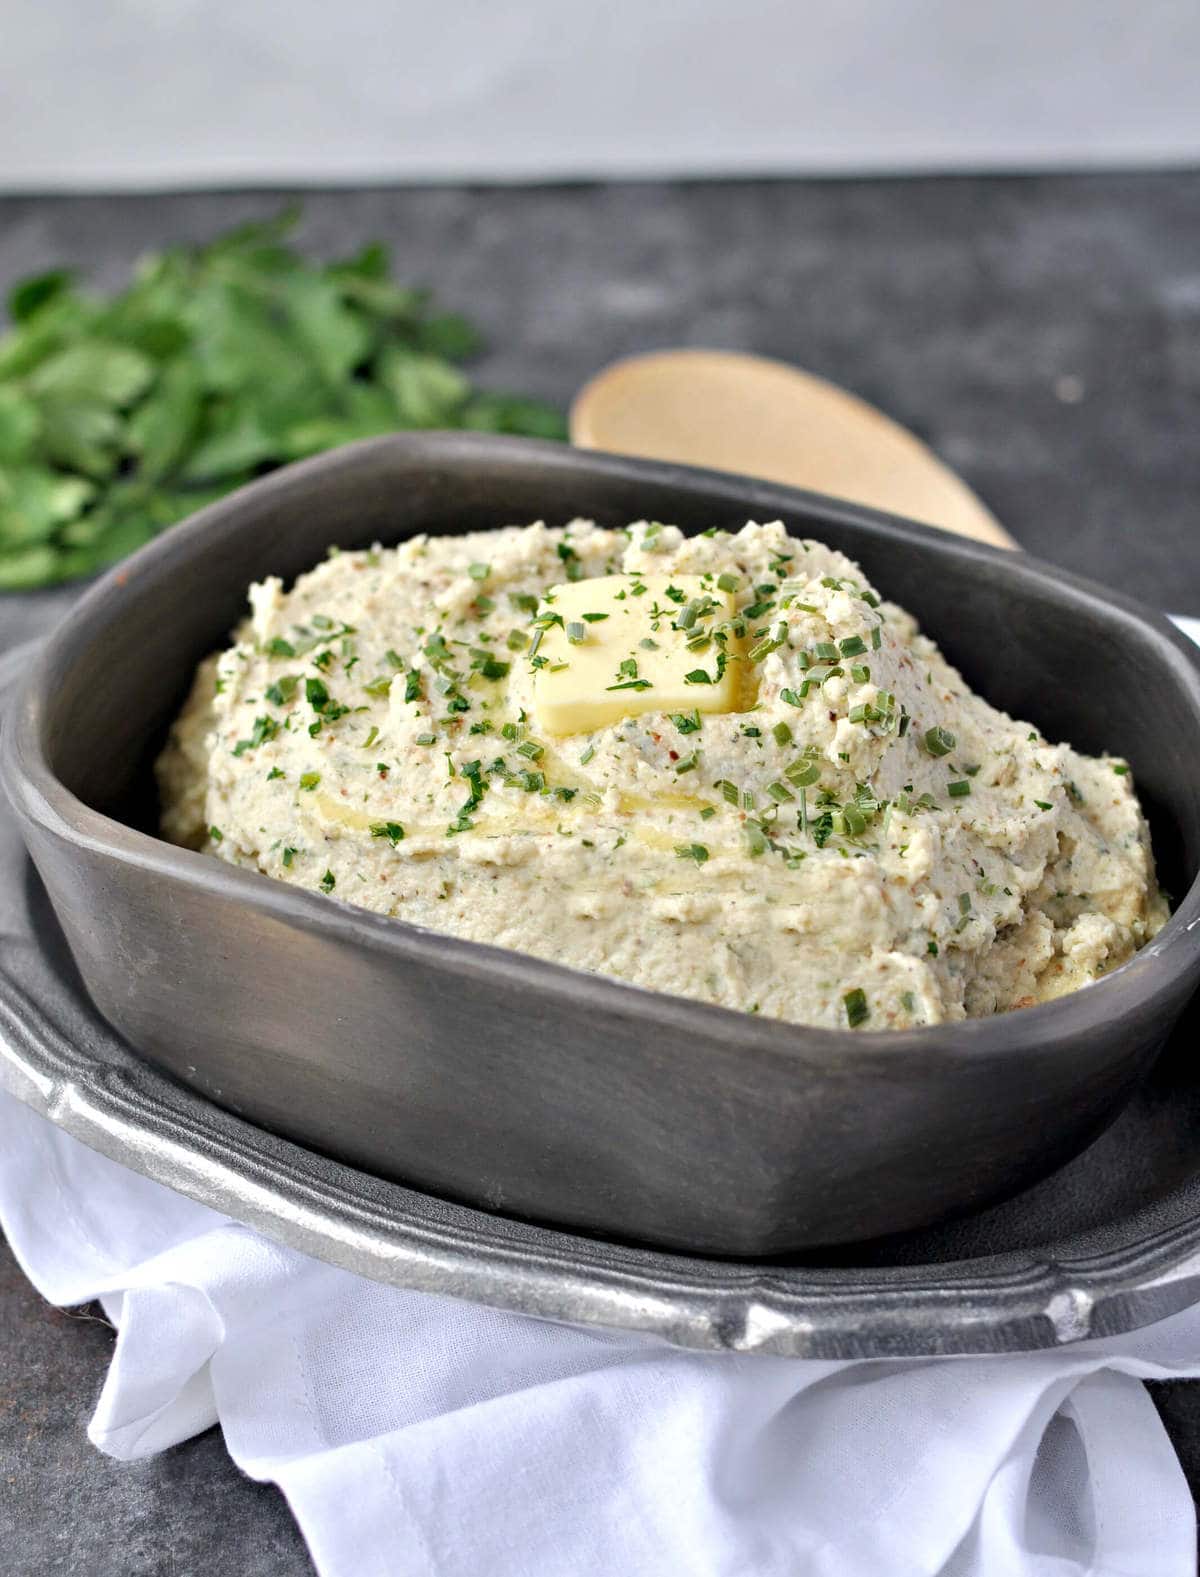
left=0, top=209, right=566, bottom=590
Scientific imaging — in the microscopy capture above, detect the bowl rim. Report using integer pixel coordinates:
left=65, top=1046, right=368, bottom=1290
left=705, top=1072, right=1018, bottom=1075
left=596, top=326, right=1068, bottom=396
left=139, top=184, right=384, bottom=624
left=6, top=429, right=1200, bottom=1059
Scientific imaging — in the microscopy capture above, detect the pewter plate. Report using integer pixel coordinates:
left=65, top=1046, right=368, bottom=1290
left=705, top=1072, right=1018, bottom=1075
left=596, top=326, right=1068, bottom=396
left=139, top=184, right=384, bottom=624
left=3, top=635, right=1200, bottom=1357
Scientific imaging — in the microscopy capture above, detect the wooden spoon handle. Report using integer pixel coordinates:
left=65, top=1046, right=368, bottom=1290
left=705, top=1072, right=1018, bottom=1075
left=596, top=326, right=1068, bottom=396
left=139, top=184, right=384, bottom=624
left=571, top=349, right=1017, bottom=551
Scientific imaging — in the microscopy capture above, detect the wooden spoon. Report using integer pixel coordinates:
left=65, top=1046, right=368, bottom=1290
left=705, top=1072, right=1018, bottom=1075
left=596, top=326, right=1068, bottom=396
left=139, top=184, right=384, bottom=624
left=571, top=348, right=1016, bottom=550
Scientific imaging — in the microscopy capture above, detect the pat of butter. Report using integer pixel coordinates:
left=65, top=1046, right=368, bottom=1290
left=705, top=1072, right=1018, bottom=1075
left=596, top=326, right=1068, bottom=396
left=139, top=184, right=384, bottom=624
left=532, top=573, right=740, bottom=735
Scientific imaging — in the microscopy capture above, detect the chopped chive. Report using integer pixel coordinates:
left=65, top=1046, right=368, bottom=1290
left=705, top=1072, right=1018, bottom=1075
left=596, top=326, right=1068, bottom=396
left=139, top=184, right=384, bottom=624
left=743, top=823, right=768, bottom=856
left=766, top=780, right=794, bottom=803
left=812, top=641, right=839, bottom=662
left=582, top=611, right=610, bottom=623
left=319, top=869, right=336, bottom=893
left=266, top=637, right=296, bottom=658
left=362, top=724, right=380, bottom=750
left=717, top=572, right=739, bottom=592
left=566, top=622, right=587, bottom=645
left=716, top=779, right=739, bottom=806
left=1034, top=799, right=1053, bottom=811
left=509, top=592, right=539, bottom=613
left=923, top=726, right=956, bottom=757
left=516, top=740, right=544, bottom=761
left=507, top=629, right=529, bottom=651
left=948, top=780, right=971, bottom=797
left=674, top=752, right=699, bottom=775
left=850, top=665, right=870, bottom=684
left=772, top=722, right=793, bottom=746
left=785, top=760, right=820, bottom=787
left=299, top=772, right=320, bottom=791
left=1112, top=762, right=1129, bottom=776
left=871, top=625, right=882, bottom=650
left=416, top=732, right=436, bottom=746
left=780, top=688, right=803, bottom=707
left=579, top=744, right=596, bottom=766
left=839, top=635, right=867, bottom=657
left=467, top=562, right=490, bottom=581
left=282, top=846, right=298, bottom=867
left=208, top=825, right=223, bottom=843
left=700, top=806, right=716, bottom=820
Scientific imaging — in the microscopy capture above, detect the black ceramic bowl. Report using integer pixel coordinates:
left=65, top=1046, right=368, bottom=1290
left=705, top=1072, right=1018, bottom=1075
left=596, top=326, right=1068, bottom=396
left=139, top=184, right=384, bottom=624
left=5, top=433, right=1200, bottom=1256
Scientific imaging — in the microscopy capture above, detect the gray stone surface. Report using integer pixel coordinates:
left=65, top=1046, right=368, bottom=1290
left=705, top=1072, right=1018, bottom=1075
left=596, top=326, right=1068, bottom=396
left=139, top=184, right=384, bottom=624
left=0, top=1253, right=306, bottom=1575
left=1, top=172, right=1198, bottom=1572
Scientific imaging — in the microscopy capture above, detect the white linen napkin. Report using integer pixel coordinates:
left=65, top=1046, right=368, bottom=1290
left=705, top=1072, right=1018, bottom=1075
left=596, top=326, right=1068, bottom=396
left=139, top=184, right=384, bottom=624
left=2, top=1086, right=1199, bottom=1577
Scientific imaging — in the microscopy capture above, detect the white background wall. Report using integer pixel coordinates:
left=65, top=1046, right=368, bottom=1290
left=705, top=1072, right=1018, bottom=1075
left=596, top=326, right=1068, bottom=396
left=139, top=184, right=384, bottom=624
left=2, top=0, right=1199, bottom=190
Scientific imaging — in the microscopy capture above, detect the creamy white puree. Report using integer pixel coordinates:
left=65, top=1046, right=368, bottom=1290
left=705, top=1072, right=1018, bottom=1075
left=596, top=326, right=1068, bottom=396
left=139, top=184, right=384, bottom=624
left=157, top=519, right=1166, bottom=1030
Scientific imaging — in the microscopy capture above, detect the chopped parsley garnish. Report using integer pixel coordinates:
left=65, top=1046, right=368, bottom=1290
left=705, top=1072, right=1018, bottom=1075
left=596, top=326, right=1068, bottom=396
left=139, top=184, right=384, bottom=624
left=1034, top=799, right=1053, bottom=811
left=266, top=766, right=285, bottom=781
left=472, top=654, right=511, bottom=680
left=369, top=822, right=406, bottom=845
left=674, top=843, right=709, bottom=864
left=467, top=562, right=490, bottom=580
left=582, top=611, right=609, bottom=623
left=266, top=637, right=296, bottom=658
left=556, top=541, right=583, bottom=581
left=672, top=710, right=703, bottom=735
left=319, top=869, right=336, bottom=893
left=843, top=988, right=869, bottom=1028
left=232, top=715, right=280, bottom=756
left=208, top=825, right=223, bottom=843
left=299, top=772, right=320, bottom=791
left=1112, top=762, right=1129, bottom=776
left=265, top=674, right=299, bottom=705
